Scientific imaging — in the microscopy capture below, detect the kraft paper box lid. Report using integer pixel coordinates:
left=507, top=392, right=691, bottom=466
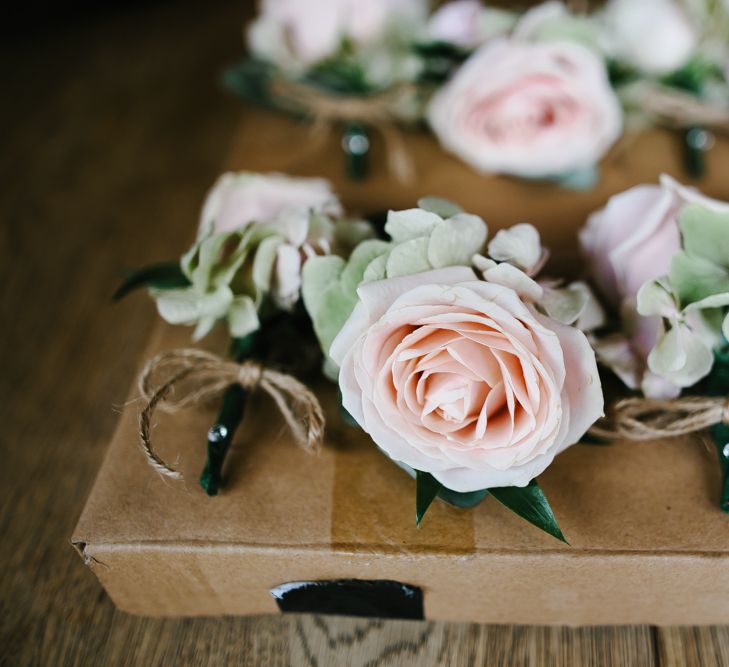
left=74, top=111, right=729, bottom=624
left=72, top=322, right=729, bottom=624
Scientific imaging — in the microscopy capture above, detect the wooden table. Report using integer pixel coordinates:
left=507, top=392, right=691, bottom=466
left=2, top=2, right=728, bottom=664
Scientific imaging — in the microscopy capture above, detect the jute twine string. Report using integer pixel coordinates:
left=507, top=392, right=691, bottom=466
left=589, top=396, right=729, bottom=441
left=629, top=84, right=729, bottom=132
left=268, top=78, right=417, bottom=184
left=137, top=348, right=324, bottom=480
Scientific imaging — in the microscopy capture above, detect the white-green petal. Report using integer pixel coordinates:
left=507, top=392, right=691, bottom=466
left=417, top=196, right=462, bottom=219
left=301, top=256, right=355, bottom=356
left=313, top=284, right=358, bottom=357
left=723, top=312, right=729, bottom=342
left=252, top=235, right=283, bottom=293
left=189, top=230, right=253, bottom=291
left=592, top=333, right=641, bottom=390
left=427, top=213, right=488, bottom=268
left=384, top=208, right=442, bottom=243
left=386, top=237, right=431, bottom=277
left=333, top=218, right=375, bottom=249
left=684, top=292, right=729, bottom=312
left=227, top=296, right=260, bottom=338
left=636, top=279, right=679, bottom=318
left=573, top=282, right=606, bottom=332
left=341, top=240, right=391, bottom=295
left=181, top=242, right=199, bottom=282
left=482, top=263, right=542, bottom=302
left=191, top=232, right=235, bottom=290
left=648, top=323, right=714, bottom=388
left=487, top=223, right=541, bottom=272
left=192, top=316, right=217, bottom=342
left=670, top=249, right=729, bottom=307
left=540, top=283, right=588, bottom=325
left=152, top=285, right=233, bottom=327
left=362, top=253, right=389, bottom=282
left=472, top=254, right=497, bottom=273
left=301, top=255, right=346, bottom=317
left=679, top=204, right=729, bottom=269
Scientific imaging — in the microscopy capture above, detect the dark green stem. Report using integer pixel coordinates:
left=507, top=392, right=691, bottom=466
left=342, top=122, right=370, bottom=181
left=199, top=383, right=247, bottom=496
left=683, top=125, right=712, bottom=179
left=707, top=346, right=729, bottom=512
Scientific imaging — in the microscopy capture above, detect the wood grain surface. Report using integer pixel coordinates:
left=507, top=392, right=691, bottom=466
left=1, top=1, right=728, bottom=665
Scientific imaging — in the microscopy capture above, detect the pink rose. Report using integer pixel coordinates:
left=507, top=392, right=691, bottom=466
left=580, top=175, right=729, bottom=321
left=330, top=266, right=603, bottom=491
left=580, top=175, right=729, bottom=396
left=199, top=172, right=340, bottom=237
left=427, top=39, right=622, bottom=177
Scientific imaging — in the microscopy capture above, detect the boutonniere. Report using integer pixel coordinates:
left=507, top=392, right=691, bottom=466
left=303, top=197, right=606, bottom=540
left=116, top=171, right=372, bottom=495
left=582, top=175, right=729, bottom=511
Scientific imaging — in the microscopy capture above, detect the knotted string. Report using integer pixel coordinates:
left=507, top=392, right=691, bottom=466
left=137, top=348, right=324, bottom=480
left=622, top=82, right=729, bottom=132
left=589, top=396, right=729, bottom=441
left=268, top=78, right=417, bottom=184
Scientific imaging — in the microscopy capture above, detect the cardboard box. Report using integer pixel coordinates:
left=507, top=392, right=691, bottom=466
left=73, top=318, right=729, bottom=624
left=74, top=112, right=729, bottom=623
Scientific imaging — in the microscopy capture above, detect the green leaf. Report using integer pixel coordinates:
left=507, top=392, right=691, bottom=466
left=222, top=59, right=278, bottom=111
left=416, top=471, right=442, bottom=527
left=489, top=480, right=568, bottom=543
left=113, top=262, right=190, bottom=301
left=302, top=56, right=373, bottom=95
left=661, top=58, right=723, bottom=95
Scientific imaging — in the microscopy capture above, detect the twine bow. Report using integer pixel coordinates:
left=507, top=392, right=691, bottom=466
left=269, top=78, right=417, bottom=184
left=138, top=348, right=324, bottom=480
left=589, top=396, right=729, bottom=441
left=622, top=82, right=729, bottom=132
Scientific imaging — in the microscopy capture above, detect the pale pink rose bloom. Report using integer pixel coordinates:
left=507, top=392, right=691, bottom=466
left=580, top=175, right=729, bottom=313
left=199, top=172, right=340, bottom=237
left=427, top=39, right=622, bottom=177
left=248, top=0, right=426, bottom=66
left=331, top=266, right=603, bottom=492
left=580, top=174, right=729, bottom=397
